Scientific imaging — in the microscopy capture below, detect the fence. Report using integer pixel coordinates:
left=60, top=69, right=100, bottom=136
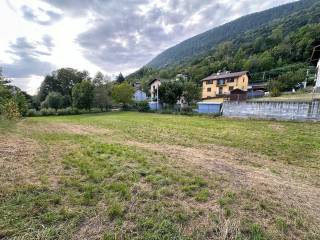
left=223, top=100, right=320, bottom=121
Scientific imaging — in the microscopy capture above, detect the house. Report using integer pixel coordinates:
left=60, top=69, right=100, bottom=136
left=201, top=71, right=250, bottom=102
left=133, top=90, right=147, bottom=101
left=149, top=78, right=167, bottom=100
left=133, top=82, right=147, bottom=102
left=176, top=73, right=189, bottom=81
left=311, top=45, right=320, bottom=92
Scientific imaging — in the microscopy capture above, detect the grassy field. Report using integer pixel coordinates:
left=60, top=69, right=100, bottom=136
left=249, top=91, right=320, bottom=102
left=0, top=112, right=320, bottom=239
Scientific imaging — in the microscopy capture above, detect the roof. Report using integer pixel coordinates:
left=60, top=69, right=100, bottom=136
left=148, top=78, right=170, bottom=86
left=230, top=89, right=247, bottom=94
left=311, top=45, right=320, bottom=66
left=201, top=71, right=249, bottom=81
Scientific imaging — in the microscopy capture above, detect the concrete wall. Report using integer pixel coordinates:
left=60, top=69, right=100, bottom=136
left=223, top=101, right=320, bottom=121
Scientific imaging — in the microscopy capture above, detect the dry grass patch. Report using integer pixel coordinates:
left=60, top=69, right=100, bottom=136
left=0, top=135, right=43, bottom=191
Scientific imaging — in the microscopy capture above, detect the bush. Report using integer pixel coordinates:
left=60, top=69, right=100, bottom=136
left=46, top=92, right=64, bottom=110
left=40, top=108, right=57, bottom=116
left=26, top=109, right=39, bottom=117
left=57, top=107, right=73, bottom=115
left=122, top=104, right=134, bottom=111
left=181, top=106, right=193, bottom=113
left=41, top=99, right=49, bottom=109
left=136, top=101, right=150, bottom=112
left=1, top=100, right=21, bottom=120
left=270, top=87, right=281, bottom=97
left=14, top=92, right=28, bottom=116
left=90, top=108, right=102, bottom=113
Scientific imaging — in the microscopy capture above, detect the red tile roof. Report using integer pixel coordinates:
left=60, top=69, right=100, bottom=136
left=201, top=71, right=249, bottom=81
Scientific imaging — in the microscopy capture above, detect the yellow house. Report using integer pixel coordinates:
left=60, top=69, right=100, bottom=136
left=201, top=71, right=250, bottom=102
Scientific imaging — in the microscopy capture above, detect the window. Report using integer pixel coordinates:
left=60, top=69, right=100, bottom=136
left=207, top=88, right=211, bottom=92
left=227, top=78, right=234, bottom=83
left=218, top=79, right=225, bottom=85
left=207, top=80, right=213, bottom=84
left=229, top=86, right=234, bottom=91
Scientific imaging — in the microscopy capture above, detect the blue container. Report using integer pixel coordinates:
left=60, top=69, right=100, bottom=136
left=148, top=102, right=162, bottom=110
left=197, top=102, right=222, bottom=114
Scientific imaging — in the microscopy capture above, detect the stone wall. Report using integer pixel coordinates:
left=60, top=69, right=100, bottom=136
left=223, top=101, right=320, bottom=121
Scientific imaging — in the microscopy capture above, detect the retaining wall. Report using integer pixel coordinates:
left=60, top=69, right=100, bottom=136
left=223, top=101, right=320, bottom=121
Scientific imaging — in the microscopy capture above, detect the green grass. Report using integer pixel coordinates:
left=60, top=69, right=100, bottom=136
left=249, top=91, right=320, bottom=102
left=0, top=112, right=319, bottom=239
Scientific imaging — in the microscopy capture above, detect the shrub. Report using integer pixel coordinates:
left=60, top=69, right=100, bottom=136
left=181, top=106, right=193, bottom=113
left=57, top=107, right=73, bottom=115
left=40, top=108, right=57, bottom=116
left=90, top=108, right=102, bottom=113
left=136, top=101, right=150, bottom=112
left=41, top=99, right=49, bottom=109
left=46, top=92, right=64, bottom=110
left=14, top=92, right=28, bottom=116
left=270, top=87, right=281, bottom=97
left=26, top=109, right=39, bottom=117
left=1, top=100, right=21, bottom=120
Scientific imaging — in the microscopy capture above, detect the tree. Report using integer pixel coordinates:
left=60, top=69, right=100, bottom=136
left=111, top=82, right=134, bottom=106
left=38, top=68, right=90, bottom=103
left=158, top=81, right=183, bottom=106
left=116, top=73, right=125, bottom=84
left=93, top=71, right=105, bottom=86
left=44, top=92, right=63, bottom=110
left=0, top=82, right=11, bottom=106
left=0, top=71, right=27, bottom=117
left=94, top=84, right=112, bottom=111
left=14, top=91, right=28, bottom=116
left=72, top=81, right=95, bottom=110
left=38, top=74, right=60, bottom=102
left=182, top=82, right=201, bottom=106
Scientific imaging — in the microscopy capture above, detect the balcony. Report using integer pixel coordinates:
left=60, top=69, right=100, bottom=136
left=216, top=80, right=226, bottom=86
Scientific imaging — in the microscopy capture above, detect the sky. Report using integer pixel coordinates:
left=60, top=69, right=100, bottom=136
left=0, top=0, right=296, bottom=95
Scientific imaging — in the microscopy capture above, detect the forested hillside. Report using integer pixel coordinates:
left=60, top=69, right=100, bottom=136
left=128, top=0, right=320, bottom=92
left=146, top=0, right=318, bottom=69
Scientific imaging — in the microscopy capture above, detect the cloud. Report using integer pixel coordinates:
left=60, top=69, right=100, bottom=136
left=1, top=36, right=55, bottom=78
left=40, top=0, right=295, bottom=73
left=21, top=5, right=62, bottom=25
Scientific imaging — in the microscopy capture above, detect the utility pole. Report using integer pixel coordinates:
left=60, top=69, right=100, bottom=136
left=304, top=69, right=309, bottom=89
left=156, top=86, right=159, bottom=111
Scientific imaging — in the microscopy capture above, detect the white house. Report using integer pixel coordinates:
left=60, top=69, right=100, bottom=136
left=311, top=45, right=320, bottom=92
left=149, top=78, right=162, bottom=100
left=316, top=60, right=320, bottom=91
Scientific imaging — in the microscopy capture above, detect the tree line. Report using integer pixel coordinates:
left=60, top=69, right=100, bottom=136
left=0, top=68, right=136, bottom=118
left=35, top=69, right=134, bottom=111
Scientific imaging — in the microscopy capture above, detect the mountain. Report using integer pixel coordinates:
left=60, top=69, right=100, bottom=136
left=146, top=0, right=318, bottom=69
left=127, top=0, right=320, bottom=92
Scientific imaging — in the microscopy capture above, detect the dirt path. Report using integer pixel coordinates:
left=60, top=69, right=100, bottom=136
left=122, top=140, right=320, bottom=222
